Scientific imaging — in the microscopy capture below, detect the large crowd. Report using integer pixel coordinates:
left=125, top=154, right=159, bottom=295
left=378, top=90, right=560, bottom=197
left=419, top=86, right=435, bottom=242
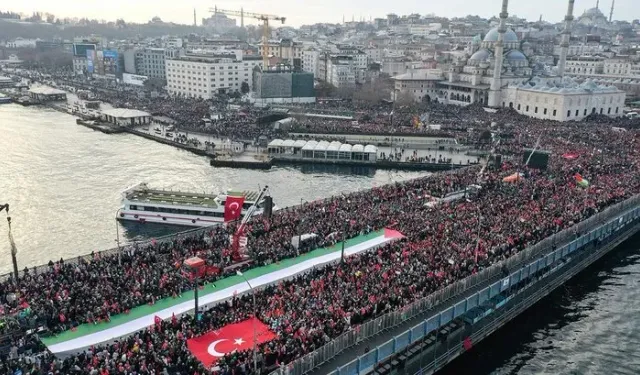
left=1, top=67, right=640, bottom=375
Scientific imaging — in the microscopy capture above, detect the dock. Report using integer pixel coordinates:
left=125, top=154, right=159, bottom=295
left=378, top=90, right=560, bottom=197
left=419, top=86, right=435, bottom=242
left=208, top=155, right=475, bottom=172
left=75, top=119, right=124, bottom=134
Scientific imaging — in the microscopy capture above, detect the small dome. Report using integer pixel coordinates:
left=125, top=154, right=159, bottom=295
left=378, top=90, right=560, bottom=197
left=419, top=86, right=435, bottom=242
left=483, top=27, right=519, bottom=43
left=469, top=49, right=491, bottom=61
left=505, top=50, right=527, bottom=61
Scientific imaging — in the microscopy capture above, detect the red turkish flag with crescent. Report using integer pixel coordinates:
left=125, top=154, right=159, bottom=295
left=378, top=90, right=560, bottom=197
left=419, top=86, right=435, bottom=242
left=187, top=317, right=276, bottom=367
left=224, top=196, right=245, bottom=222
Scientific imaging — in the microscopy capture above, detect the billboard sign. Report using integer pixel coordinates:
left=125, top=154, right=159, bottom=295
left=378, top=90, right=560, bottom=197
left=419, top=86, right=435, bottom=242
left=103, top=50, right=118, bottom=59
left=102, top=49, right=120, bottom=75
left=122, top=73, right=148, bottom=86
left=86, top=50, right=96, bottom=73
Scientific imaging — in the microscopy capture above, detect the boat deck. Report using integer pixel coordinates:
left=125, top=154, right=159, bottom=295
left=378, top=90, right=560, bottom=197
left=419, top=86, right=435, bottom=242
left=126, top=190, right=220, bottom=208
left=125, top=189, right=262, bottom=208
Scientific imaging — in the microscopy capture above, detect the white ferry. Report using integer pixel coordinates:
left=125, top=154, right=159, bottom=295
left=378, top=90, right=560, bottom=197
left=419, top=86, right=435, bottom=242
left=117, top=183, right=273, bottom=227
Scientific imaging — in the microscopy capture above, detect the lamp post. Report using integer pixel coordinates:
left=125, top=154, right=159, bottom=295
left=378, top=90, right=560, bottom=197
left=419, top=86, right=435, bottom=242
left=1, top=204, right=18, bottom=281
left=297, top=198, right=304, bottom=256
left=185, top=257, right=205, bottom=326
left=341, top=220, right=349, bottom=264
left=115, top=208, right=122, bottom=266
left=237, top=270, right=258, bottom=374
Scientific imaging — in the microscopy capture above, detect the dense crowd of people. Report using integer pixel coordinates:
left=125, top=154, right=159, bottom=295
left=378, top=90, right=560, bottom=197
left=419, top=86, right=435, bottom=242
left=1, top=67, right=640, bottom=375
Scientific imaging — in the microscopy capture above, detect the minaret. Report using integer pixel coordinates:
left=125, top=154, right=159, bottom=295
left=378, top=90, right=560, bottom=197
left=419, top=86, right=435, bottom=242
left=241, top=7, right=244, bottom=28
left=557, top=0, right=575, bottom=78
left=193, top=8, right=197, bottom=26
left=596, top=0, right=599, bottom=10
left=609, top=0, right=615, bottom=22
left=488, top=0, right=509, bottom=108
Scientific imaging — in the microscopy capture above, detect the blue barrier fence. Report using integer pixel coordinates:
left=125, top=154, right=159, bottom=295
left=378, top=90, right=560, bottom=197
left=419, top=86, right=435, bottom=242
left=272, top=196, right=640, bottom=375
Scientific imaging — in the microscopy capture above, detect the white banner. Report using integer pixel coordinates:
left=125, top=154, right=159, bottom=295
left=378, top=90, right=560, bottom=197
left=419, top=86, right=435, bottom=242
left=122, top=73, right=148, bottom=86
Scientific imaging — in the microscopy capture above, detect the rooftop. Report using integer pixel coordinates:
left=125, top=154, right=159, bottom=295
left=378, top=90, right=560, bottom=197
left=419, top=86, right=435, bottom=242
left=28, top=87, right=66, bottom=95
left=102, top=108, right=151, bottom=118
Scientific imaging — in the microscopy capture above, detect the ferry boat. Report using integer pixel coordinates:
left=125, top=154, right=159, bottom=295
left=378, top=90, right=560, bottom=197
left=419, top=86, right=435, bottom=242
left=117, top=183, right=274, bottom=227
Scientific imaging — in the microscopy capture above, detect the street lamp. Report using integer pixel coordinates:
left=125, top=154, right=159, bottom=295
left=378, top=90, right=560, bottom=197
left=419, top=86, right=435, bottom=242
left=341, top=220, right=349, bottom=264
left=237, top=270, right=258, bottom=374
left=297, top=198, right=304, bottom=256
left=1, top=204, right=19, bottom=281
left=185, top=257, right=205, bottom=325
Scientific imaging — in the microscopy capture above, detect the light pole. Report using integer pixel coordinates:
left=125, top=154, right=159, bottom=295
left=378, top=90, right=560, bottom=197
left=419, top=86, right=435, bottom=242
left=297, top=198, right=304, bottom=255
left=341, top=221, right=349, bottom=264
left=115, top=208, right=122, bottom=266
left=237, top=270, right=257, bottom=374
left=1, top=204, right=18, bottom=281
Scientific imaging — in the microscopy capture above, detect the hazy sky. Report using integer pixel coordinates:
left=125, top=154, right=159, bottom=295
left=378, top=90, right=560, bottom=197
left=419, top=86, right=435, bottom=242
left=6, top=0, right=640, bottom=27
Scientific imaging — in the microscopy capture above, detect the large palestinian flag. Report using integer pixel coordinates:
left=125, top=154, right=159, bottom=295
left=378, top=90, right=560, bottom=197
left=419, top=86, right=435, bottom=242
left=187, top=317, right=276, bottom=367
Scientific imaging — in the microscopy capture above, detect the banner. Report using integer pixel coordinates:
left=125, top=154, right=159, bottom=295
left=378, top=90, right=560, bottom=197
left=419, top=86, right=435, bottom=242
left=187, top=318, right=276, bottom=367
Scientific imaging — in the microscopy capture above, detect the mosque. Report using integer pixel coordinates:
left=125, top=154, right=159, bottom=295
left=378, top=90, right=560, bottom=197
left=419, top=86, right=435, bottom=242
left=431, top=0, right=625, bottom=121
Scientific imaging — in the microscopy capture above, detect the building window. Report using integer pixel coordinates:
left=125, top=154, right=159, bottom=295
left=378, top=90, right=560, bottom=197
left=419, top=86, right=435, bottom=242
left=616, top=107, right=619, bottom=114
left=608, top=108, right=611, bottom=114
left=543, top=108, right=547, bottom=115
left=553, top=109, right=557, bottom=117
left=567, top=110, right=571, bottom=117
left=535, top=107, right=538, bottom=114
left=576, top=110, right=580, bottom=116
left=526, top=105, right=529, bottom=112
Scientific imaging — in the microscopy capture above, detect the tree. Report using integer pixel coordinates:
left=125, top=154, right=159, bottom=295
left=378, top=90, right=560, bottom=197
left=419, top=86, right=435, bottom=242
left=315, top=81, right=336, bottom=98
left=353, top=79, right=393, bottom=104
left=240, top=81, right=250, bottom=94
left=143, top=77, right=165, bottom=91
left=395, top=90, right=415, bottom=107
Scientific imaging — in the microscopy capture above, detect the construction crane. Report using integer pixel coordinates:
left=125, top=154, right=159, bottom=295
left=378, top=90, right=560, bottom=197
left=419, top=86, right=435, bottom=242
left=209, top=6, right=286, bottom=68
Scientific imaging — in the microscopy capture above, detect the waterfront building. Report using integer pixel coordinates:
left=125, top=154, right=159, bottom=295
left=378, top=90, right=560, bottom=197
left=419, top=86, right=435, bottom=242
left=165, top=55, right=263, bottom=99
left=28, top=87, right=67, bottom=102
left=101, top=108, right=152, bottom=126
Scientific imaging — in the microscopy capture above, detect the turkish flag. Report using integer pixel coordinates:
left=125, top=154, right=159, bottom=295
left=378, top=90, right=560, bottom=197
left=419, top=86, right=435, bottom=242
left=187, top=317, right=276, bottom=367
left=224, top=196, right=245, bottom=222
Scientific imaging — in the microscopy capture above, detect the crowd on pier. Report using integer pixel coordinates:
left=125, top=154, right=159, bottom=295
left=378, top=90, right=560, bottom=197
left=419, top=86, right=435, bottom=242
left=1, top=68, right=640, bottom=375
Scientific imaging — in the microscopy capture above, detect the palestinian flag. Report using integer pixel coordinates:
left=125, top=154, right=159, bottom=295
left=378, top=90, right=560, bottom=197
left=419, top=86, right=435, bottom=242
left=574, top=173, right=589, bottom=188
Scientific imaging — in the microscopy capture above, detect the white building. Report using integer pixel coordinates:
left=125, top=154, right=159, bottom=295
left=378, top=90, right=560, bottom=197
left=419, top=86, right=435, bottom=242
left=604, top=57, right=640, bottom=77
left=258, top=39, right=303, bottom=65
left=565, top=56, right=605, bottom=76
left=6, top=38, right=39, bottom=48
left=302, top=48, right=321, bottom=77
left=165, top=55, right=263, bottom=99
left=73, top=56, right=89, bottom=75
left=392, top=69, right=445, bottom=102
left=502, top=78, right=625, bottom=121
left=326, top=56, right=356, bottom=89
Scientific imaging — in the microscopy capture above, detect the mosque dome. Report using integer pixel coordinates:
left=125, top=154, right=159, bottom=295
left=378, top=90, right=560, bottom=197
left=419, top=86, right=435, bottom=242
left=483, top=27, right=519, bottom=43
left=469, top=49, right=492, bottom=61
left=505, top=50, right=527, bottom=61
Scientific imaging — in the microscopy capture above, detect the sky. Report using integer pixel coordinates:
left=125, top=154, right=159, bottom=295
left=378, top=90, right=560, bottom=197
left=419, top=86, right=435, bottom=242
left=5, top=0, right=640, bottom=27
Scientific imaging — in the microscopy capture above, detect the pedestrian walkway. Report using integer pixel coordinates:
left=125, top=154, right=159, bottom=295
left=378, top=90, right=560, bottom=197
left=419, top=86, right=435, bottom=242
left=43, top=228, right=405, bottom=356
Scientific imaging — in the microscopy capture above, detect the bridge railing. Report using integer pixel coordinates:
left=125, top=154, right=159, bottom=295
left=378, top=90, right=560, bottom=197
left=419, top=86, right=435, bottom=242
left=0, top=225, right=211, bottom=283
left=272, top=194, right=640, bottom=375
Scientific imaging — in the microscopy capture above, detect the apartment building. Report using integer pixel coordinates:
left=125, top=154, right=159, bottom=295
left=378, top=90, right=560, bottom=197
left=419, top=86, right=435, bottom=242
left=165, top=55, right=263, bottom=99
